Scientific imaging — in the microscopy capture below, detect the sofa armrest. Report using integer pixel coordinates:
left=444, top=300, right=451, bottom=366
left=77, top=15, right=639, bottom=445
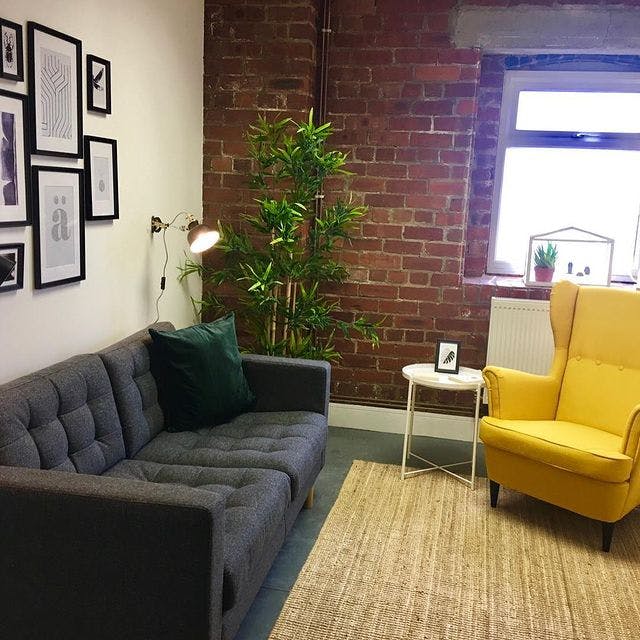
left=0, top=467, right=225, bottom=640
left=241, top=354, right=331, bottom=417
left=483, top=366, right=561, bottom=421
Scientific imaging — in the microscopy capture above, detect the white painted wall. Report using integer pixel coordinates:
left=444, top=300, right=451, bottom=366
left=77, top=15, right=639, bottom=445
left=0, top=0, right=204, bottom=384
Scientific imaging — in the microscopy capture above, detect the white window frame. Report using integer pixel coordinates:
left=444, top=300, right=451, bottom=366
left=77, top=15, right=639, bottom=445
left=488, top=70, right=640, bottom=277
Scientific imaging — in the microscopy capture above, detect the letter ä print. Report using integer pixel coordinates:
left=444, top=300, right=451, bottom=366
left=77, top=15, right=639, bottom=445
left=51, top=193, right=70, bottom=241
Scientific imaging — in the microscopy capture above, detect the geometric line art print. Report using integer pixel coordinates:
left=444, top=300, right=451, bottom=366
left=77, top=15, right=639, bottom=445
left=40, top=48, right=72, bottom=140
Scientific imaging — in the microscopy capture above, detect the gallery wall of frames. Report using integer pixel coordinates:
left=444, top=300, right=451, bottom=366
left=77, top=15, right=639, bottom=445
left=0, top=18, right=118, bottom=292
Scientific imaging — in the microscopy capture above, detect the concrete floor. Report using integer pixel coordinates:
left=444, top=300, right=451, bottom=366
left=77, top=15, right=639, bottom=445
left=235, top=426, right=487, bottom=640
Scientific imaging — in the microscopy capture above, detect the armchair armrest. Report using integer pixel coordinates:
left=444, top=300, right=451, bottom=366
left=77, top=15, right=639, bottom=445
left=0, top=467, right=225, bottom=640
left=242, top=353, right=331, bottom=417
left=622, top=404, right=640, bottom=459
left=483, top=366, right=562, bottom=420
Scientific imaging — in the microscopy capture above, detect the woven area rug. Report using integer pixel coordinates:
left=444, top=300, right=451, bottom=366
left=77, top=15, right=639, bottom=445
left=268, top=460, right=640, bottom=640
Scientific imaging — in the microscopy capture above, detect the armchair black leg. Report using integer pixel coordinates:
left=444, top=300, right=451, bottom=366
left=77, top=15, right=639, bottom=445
left=489, top=480, right=500, bottom=508
left=602, top=521, right=615, bottom=552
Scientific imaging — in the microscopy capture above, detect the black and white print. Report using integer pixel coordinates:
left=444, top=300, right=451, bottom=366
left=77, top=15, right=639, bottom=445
left=32, top=166, right=85, bottom=288
left=28, top=22, right=82, bottom=157
left=0, top=89, right=29, bottom=227
left=0, top=242, right=24, bottom=291
left=434, top=339, right=461, bottom=375
left=0, top=19, right=23, bottom=81
left=40, top=48, right=73, bottom=140
left=84, top=136, right=118, bottom=220
left=87, top=54, right=111, bottom=114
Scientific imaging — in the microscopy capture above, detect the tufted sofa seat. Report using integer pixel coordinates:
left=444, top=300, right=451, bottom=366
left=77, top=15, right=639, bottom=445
left=0, top=323, right=329, bottom=640
left=135, top=412, right=326, bottom=501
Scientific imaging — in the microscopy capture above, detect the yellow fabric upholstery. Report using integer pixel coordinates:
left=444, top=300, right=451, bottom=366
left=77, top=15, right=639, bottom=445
left=481, top=281, right=640, bottom=523
left=481, top=417, right=631, bottom=483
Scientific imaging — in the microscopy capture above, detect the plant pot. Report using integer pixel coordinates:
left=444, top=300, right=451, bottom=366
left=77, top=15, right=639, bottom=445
left=534, top=266, right=555, bottom=283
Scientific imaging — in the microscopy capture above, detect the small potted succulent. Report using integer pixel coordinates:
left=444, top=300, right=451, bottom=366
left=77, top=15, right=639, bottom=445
left=533, top=242, right=558, bottom=283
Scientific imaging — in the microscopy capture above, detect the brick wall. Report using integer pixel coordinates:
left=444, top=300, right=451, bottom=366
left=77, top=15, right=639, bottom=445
left=204, top=0, right=633, bottom=415
left=203, top=0, right=318, bottom=226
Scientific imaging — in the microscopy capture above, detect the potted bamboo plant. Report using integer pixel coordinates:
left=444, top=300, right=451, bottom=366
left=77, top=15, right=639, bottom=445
left=181, top=111, right=379, bottom=361
left=533, top=242, right=558, bottom=283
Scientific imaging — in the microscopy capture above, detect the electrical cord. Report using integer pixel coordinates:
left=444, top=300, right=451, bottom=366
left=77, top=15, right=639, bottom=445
left=153, top=212, right=183, bottom=323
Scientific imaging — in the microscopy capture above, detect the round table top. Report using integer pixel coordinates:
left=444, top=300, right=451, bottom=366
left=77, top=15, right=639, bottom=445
left=402, top=363, right=484, bottom=390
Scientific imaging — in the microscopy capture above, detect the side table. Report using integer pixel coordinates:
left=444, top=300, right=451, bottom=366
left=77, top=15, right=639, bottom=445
left=401, top=363, right=484, bottom=489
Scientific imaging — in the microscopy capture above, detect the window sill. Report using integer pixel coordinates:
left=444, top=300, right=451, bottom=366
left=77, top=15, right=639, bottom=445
left=463, top=274, right=638, bottom=291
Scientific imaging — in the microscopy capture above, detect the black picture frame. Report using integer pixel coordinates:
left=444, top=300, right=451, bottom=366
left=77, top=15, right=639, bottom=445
left=0, top=18, right=23, bottom=81
left=27, top=22, right=82, bottom=158
left=84, top=135, right=119, bottom=220
left=86, top=54, right=111, bottom=114
left=32, top=166, right=85, bottom=289
left=0, top=242, right=24, bottom=292
left=434, top=339, right=461, bottom=375
left=0, top=88, right=30, bottom=227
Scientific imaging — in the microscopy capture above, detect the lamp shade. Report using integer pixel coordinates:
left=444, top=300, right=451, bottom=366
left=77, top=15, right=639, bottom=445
left=187, top=221, right=220, bottom=253
left=0, top=253, right=16, bottom=286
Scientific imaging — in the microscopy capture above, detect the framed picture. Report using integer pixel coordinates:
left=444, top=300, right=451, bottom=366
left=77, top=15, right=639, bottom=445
left=434, top=339, right=460, bottom=374
left=32, top=166, right=85, bottom=288
left=27, top=22, right=82, bottom=158
left=84, top=136, right=118, bottom=220
left=0, top=18, right=23, bottom=81
left=86, top=54, right=111, bottom=114
left=0, top=242, right=24, bottom=292
left=0, top=89, right=30, bottom=227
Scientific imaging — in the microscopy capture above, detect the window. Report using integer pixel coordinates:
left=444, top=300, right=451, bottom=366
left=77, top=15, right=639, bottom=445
left=488, top=71, right=640, bottom=281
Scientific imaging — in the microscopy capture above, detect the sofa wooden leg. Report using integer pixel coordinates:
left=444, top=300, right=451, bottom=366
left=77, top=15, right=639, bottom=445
left=602, top=521, right=615, bottom=552
left=489, top=480, right=500, bottom=508
left=304, top=486, right=315, bottom=509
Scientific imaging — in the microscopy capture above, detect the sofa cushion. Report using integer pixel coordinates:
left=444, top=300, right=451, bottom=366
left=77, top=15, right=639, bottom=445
left=149, top=315, right=255, bottom=432
left=99, top=323, right=174, bottom=457
left=0, top=355, right=126, bottom=473
left=102, top=460, right=289, bottom=613
left=480, top=417, right=632, bottom=483
left=134, top=411, right=327, bottom=500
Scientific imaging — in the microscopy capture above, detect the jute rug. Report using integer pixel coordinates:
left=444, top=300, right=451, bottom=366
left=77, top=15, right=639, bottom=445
left=268, top=460, right=640, bottom=640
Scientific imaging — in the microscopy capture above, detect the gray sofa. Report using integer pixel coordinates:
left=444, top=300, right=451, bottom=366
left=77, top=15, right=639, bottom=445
left=0, top=322, right=329, bottom=640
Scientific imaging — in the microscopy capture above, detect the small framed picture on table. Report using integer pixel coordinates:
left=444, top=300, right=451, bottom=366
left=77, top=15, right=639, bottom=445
left=434, top=339, right=460, bottom=374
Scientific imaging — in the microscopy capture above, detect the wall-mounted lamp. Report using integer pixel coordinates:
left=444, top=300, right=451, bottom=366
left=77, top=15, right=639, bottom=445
left=150, top=212, right=220, bottom=322
left=0, top=253, right=16, bottom=286
left=150, top=213, right=220, bottom=254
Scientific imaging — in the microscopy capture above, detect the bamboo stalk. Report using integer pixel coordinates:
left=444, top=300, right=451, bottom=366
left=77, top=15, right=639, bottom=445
left=283, top=277, right=292, bottom=342
left=271, top=284, right=279, bottom=349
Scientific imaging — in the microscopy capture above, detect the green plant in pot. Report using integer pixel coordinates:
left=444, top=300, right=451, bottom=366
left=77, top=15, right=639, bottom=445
left=180, top=110, right=380, bottom=361
left=533, top=242, right=558, bottom=283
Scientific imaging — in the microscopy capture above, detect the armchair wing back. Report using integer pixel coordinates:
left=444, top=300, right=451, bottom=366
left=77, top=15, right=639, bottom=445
left=556, top=286, right=640, bottom=437
left=481, top=281, right=640, bottom=551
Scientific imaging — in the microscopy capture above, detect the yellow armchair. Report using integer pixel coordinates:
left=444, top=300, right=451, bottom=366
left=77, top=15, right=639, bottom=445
left=480, top=280, right=640, bottom=551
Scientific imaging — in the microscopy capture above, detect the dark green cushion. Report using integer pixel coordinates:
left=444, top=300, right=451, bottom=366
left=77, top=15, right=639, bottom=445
left=149, top=314, right=255, bottom=432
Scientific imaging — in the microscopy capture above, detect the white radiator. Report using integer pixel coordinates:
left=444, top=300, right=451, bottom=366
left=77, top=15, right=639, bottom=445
left=486, top=297, right=554, bottom=375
